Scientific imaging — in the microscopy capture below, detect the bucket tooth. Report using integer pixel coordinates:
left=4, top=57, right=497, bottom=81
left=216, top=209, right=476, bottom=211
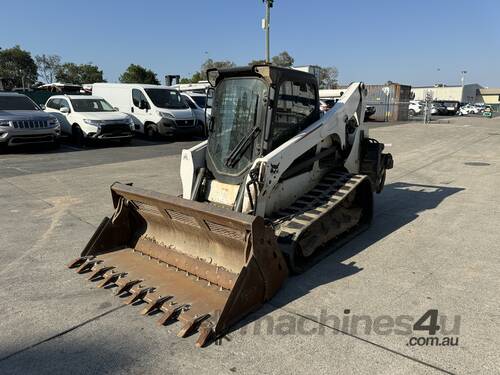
left=177, top=314, right=209, bottom=338
left=124, top=286, right=155, bottom=305
left=97, top=272, right=126, bottom=288
left=88, top=266, right=115, bottom=281
left=114, top=279, right=143, bottom=296
left=77, top=259, right=102, bottom=274
left=68, top=256, right=93, bottom=269
left=157, top=303, right=187, bottom=326
left=195, top=323, right=214, bottom=348
left=140, top=295, right=172, bottom=315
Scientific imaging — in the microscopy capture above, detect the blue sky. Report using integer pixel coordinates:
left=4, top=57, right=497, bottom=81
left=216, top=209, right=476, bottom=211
left=2, top=0, right=499, bottom=86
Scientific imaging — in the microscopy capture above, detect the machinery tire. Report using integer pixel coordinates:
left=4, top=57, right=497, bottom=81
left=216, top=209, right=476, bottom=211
left=409, top=109, right=415, bottom=116
left=72, top=125, right=86, bottom=147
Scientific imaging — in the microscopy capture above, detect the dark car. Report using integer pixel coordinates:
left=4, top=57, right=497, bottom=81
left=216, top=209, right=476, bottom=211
left=432, top=101, right=448, bottom=115
left=441, top=101, right=461, bottom=115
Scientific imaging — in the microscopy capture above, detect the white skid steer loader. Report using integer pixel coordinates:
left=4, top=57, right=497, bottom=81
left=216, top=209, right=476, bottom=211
left=69, top=65, right=393, bottom=347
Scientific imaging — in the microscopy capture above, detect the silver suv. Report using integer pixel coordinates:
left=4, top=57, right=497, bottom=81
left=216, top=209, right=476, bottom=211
left=0, top=92, right=61, bottom=150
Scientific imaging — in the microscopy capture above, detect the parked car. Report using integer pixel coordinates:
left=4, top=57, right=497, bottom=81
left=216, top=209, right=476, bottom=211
left=431, top=102, right=448, bottom=115
left=92, top=83, right=200, bottom=138
left=474, top=103, right=486, bottom=112
left=44, top=95, right=134, bottom=145
left=435, top=100, right=460, bottom=115
left=319, top=98, right=337, bottom=112
left=364, top=105, right=376, bottom=121
left=458, top=103, right=479, bottom=116
left=0, top=92, right=60, bottom=150
left=409, top=100, right=423, bottom=116
left=181, top=92, right=211, bottom=127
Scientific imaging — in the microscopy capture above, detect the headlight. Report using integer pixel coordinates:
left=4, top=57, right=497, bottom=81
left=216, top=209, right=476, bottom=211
left=48, top=118, right=60, bottom=128
left=0, top=120, right=10, bottom=127
left=84, top=119, right=104, bottom=126
left=157, top=111, right=174, bottom=119
left=125, top=117, right=134, bottom=130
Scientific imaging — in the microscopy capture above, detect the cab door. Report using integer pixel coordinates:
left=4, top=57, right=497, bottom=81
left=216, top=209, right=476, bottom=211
left=131, top=89, right=151, bottom=133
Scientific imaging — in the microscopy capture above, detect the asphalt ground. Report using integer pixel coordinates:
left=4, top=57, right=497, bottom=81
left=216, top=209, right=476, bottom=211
left=0, top=116, right=499, bottom=374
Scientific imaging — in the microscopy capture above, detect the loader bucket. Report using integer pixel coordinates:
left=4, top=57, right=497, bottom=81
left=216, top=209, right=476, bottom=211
left=68, top=183, right=288, bottom=347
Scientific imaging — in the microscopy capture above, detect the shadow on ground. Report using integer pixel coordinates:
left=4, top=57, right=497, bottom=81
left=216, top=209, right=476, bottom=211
left=0, top=336, right=134, bottom=375
left=227, top=181, right=464, bottom=336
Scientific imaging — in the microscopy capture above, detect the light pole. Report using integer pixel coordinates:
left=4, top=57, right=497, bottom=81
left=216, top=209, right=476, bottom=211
left=262, top=0, right=273, bottom=63
left=460, top=70, right=467, bottom=87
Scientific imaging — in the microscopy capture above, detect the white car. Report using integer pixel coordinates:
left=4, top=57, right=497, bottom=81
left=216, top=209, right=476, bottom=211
left=181, top=92, right=211, bottom=127
left=44, top=95, right=134, bottom=145
left=458, top=104, right=479, bottom=116
left=409, top=100, right=423, bottom=116
left=92, top=83, right=200, bottom=138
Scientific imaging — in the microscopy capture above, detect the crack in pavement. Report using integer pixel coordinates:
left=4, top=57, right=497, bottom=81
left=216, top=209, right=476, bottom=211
left=0, top=305, right=126, bottom=362
left=270, top=304, right=457, bottom=375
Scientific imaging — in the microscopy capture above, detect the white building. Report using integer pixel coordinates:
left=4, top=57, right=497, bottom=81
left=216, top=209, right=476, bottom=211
left=412, top=84, right=482, bottom=103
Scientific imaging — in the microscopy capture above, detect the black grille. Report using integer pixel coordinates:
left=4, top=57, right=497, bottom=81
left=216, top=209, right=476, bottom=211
left=12, top=120, right=50, bottom=129
left=100, top=123, right=131, bottom=135
left=175, top=119, right=195, bottom=127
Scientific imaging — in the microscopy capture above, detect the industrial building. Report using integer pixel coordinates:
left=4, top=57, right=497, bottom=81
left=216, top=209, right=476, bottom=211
left=479, top=88, right=500, bottom=111
left=412, top=84, right=482, bottom=103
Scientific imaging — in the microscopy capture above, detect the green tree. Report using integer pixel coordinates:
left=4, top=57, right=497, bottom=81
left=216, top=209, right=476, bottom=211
left=35, top=54, right=61, bottom=83
left=55, top=62, right=105, bottom=84
left=318, top=66, right=339, bottom=89
left=271, top=51, right=294, bottom=67
left=119, top=64, right=159, bottom=84
left=0, top=45, right=38, bottom=87
left=186, top=58, right=236, bottom=83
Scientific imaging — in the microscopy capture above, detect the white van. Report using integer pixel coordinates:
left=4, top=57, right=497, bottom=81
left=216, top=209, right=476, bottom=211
left=92, top=83, right=200, bottom=138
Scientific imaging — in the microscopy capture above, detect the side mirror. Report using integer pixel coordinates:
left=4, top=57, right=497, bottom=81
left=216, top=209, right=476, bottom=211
left=60, top=106, right=70, bottom=114
left=205, top=88, right=214, bottom=133
left=41, top=105, right=46, bottom=110
left=113, top=107, right=119, bottom=111
left=140, top=100, right=149, bottom=110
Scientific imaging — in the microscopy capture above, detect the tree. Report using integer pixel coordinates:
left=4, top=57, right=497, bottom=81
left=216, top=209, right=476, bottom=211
left=0, top=45, right=38, bottom=87
left=55, top=62, right=105, bottom=84
left=200, top=58, right=236, bottom=72
left=119, top=64, right=159, bottom=84
left=318, top=66, right=339, bottom=89
left=186, top=58, right=237, bottom=83
left=271, top=51, right=294, bottom=67
left=35, top=54, right=61, bottom=83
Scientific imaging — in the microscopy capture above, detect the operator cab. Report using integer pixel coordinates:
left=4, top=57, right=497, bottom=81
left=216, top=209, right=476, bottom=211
left=206, top=65, right=320, bottom=185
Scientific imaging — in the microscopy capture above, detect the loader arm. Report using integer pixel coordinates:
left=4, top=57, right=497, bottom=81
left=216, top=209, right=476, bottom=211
left=249, top=82, right=367, bottom=217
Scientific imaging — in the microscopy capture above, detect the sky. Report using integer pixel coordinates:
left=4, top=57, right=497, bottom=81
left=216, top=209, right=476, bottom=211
left=2, top=0, right=499, bottom=87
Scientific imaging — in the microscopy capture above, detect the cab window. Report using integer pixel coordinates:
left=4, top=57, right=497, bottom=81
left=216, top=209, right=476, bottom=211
left=271, top=80, right=316, bottom=150
left=47, top=98, right=61, bottom=110
left=59, top=99, right=70, bottom=110
left=132, top=89, right=149, bottom=109
left=183, top=96, right=197, bottom=109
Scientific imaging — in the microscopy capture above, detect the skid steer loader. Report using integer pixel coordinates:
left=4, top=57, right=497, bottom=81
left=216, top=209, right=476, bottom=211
left=68, top=65, right=393, bottom=347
